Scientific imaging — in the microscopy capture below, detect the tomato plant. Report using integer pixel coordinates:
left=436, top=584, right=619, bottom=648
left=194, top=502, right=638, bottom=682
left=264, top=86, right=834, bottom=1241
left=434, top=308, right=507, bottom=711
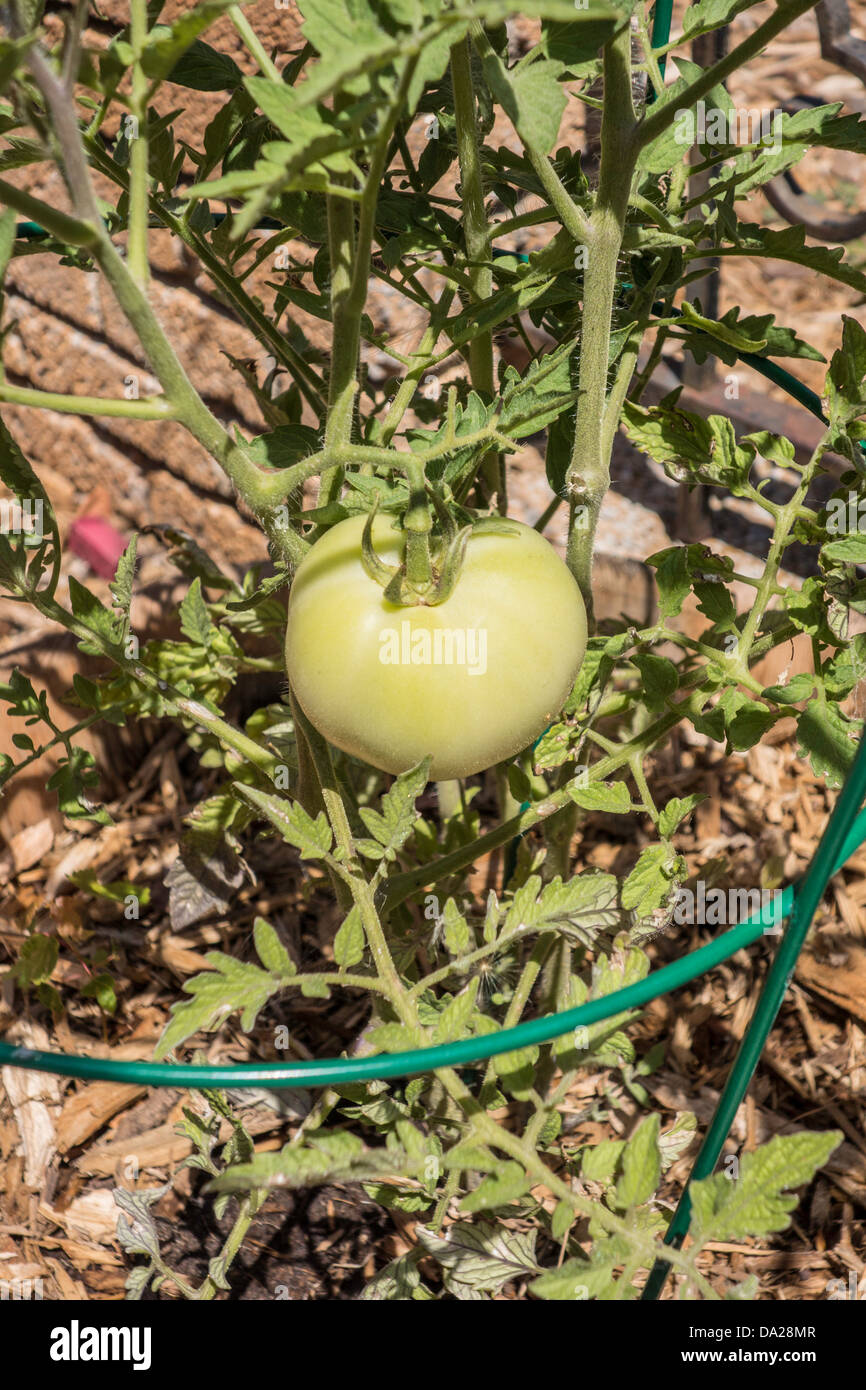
left=0, top=0, right=863, bottom=1306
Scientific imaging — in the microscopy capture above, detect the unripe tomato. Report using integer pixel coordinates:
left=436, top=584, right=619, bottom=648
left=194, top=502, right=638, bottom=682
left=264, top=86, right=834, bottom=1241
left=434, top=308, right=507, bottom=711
left=285, top=513, right=587, bottom=779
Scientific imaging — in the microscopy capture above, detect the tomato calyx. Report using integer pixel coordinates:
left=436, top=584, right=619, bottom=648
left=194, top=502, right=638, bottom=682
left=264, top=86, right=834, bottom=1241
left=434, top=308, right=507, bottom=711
left=359, top=446, right=523, bottom=607
left=360, top=493, right=473, bottom=606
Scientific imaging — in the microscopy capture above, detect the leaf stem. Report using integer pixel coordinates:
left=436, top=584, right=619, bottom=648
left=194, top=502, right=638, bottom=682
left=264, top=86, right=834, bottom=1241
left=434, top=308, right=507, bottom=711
left=0, top=382, right=175, bottom=418
left=634, top=0, right=821, bottom=153
left=228, top=5, right=280, bottom=81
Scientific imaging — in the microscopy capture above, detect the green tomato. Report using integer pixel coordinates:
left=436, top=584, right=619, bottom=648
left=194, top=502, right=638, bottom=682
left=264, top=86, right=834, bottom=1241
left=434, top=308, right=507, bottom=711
left=285, top=513, right=587, bottom=779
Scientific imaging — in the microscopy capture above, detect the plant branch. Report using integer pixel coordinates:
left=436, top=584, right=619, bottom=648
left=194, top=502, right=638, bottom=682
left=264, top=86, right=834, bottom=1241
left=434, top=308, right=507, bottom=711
left=566, top=25, right=638, bottom=624
left=633, top=0, right=821, bottom=153
left=0, top=175, right=97, bottom=247
left=0, top=382, right=176, bottom=418
left=127, top=0, right=150, bottom=288
left=451, top=35, right=501, bottom=508
left=228, top=4, right=280, bottom=81
left=24, top=44, right=306, bottom=567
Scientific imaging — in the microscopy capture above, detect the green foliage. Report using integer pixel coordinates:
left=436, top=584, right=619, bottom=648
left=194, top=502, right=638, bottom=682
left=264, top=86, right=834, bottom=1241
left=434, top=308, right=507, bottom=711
left=155, top=922, right=297, bottom=1058
left=0, top=0, right=856, bottom=1305
left=689, top=1132, right=843, bottom=1242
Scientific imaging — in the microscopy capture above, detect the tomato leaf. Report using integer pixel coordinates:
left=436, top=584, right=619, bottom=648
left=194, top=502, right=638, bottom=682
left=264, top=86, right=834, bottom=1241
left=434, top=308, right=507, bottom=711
left=689, top=1131, right=843, bottom=1243
left=234, top=783, right=333, bottom=858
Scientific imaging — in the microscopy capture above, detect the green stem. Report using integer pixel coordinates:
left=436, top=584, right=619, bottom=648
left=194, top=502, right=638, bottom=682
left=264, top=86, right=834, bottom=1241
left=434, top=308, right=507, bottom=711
left=738, top=433, right=827, bottom=657
left=451, top=36, right=501, bottom=507
left=228, top=5, right=280, bottom=80
left=319, top=191, right=357, bottom=505
left=634, top=0, right=821, bottom=153
left=22, top=47, right=307, bottom=567
left=318, top=57, right=418, bottom=505
left=566, top=26, right=638, bottom=625
left=81, top=136, right=325, bottom=415
left=195, top=1192, right=264, bottom=1300
left=127, top=0, right=149, bottom=288
left=481, top=937, right=553, bottom=1092
left=0, top=382, right=175, bottom=417
left=373, top=286, right=457, bottom=445
left=402, top=455, right=433, bottom=590
left=0, top=175, right=97, bottom=247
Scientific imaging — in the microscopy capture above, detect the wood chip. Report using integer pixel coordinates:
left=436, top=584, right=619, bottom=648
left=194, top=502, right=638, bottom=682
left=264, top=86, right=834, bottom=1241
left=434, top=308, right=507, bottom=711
left=1, top=1022, right=60, bottom=1187
left=797, top=943, right=866, bottom=1026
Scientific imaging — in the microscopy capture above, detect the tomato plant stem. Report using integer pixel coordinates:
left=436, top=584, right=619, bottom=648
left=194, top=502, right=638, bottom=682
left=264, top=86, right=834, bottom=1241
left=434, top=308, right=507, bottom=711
left=127, top=0, right=150, bottom=289
left=566, top=26, right=637, bottom=625
left=451, top=35, right=503, bottom=510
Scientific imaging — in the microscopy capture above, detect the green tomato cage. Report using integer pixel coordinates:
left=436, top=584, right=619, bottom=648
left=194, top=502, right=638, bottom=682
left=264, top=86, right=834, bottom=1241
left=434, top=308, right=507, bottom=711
left=1, top=0, right=864, bottom=1300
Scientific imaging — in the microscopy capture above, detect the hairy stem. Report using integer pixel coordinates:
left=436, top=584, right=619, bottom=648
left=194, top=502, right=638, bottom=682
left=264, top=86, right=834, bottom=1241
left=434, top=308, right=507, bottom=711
left=566, top=26, right=638, bottom=624
left=127, top=0, right=150, bottom=288
left=451, top=36, right=501, bottom=507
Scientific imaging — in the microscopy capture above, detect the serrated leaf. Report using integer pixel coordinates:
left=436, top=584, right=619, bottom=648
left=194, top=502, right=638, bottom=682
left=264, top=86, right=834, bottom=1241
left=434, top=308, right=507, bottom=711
left=580, top=1138, right=625, bottom=1184
left=480, top=52, right=567, bottom=155
left=503, top=872, right=620, bottom=945
left=168, top=37, right=243, bottom=91
left=109, top=535, right=137, bottom=620
left=67, top=575, right=122, bottom=649
left=155, top=950, right=287, bottom=1057
left=719, top=222, right=866, bottom=296
left=498, top=344, right=579, bottom=439
left=678, top=299, right=767, bottom=354
left=140, top=2, right=241, bottom=84
left=659, top=794, right=704, bottom=838
left=532, top=721, right=574, bottom=771
left=46, top=746, right=111, bottom=823
left=207, top=1133, right=408, bottom=1193
left=113, top=1186, right=167, bottom=1264
left=13, top=933, right=58, bottom=988
left=433, top=978, right=479, bottom=1043
left=568, top=780, right=632, bottom=814
left=460, top=1161, right=529, bottom=1213
left=827, top=315, right=866, bottom=426
left=333, top=906, right=365, bottom=967
left=357, top=757, right=431, bottom=864
left=530, top=1247, right=621, bottom=1301
left=659, top=1112, right=698, bottom=1170
left=615, top=1114, right=661, bottom=1209
left=622, top=845, right=684, bottom=918
left=179, top=577, right=216, bottom=645
left=797, top=703, right=858, bottom=788
left=415, top=1221, right=538, bottom=1293
left=234, top=782, right=333, bottom=858
left=690, top=1131, right=843, bottom=1243
left=360, top=1252, right=422, bottom=1300
left=622, top=401, right=755, bottom=495
left=253, top=917, right=295, bottom=976
left=441, top=897, right=470, bottom=955
left=647, top=544, right=734, bottom=620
